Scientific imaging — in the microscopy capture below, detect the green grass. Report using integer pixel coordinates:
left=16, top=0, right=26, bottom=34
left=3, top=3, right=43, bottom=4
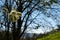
left=37, top=31, right=60, bottom=40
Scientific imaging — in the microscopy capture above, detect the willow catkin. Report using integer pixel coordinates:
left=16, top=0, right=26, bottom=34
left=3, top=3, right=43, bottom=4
left=9, top=9, right=22, bottom=22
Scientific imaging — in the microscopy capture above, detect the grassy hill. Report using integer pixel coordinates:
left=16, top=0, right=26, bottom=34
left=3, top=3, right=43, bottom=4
left=37, top=31, right=60, bottom=40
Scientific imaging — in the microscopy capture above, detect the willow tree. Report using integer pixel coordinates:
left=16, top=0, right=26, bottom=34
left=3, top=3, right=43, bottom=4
left=0, top=0, right=59, bottom=40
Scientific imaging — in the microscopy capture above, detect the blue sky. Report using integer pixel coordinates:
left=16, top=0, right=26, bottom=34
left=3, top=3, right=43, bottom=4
left=26, top=10, right=58, bottom=34
left=0, top=0, right=5, bottom=6
left=26, top=2, right=60, bottom=33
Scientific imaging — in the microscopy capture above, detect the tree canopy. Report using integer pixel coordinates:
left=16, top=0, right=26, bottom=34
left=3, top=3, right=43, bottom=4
left=0, top=0, right=60, bottom=40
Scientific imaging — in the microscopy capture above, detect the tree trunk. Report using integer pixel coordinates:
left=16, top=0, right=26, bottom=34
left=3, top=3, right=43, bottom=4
left=12, top=0, right=23, bottom=40
left=16, top=2, right=23, bottom=40
left=12, top=22, right=17, bottom=40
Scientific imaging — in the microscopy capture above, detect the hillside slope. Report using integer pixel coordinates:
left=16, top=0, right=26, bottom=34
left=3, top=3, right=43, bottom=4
left=37, top=31, right=60, bottom=40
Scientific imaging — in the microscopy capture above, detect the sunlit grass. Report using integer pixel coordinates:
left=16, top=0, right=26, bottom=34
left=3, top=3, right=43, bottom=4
left=37, top=31, right=60, bottom=40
